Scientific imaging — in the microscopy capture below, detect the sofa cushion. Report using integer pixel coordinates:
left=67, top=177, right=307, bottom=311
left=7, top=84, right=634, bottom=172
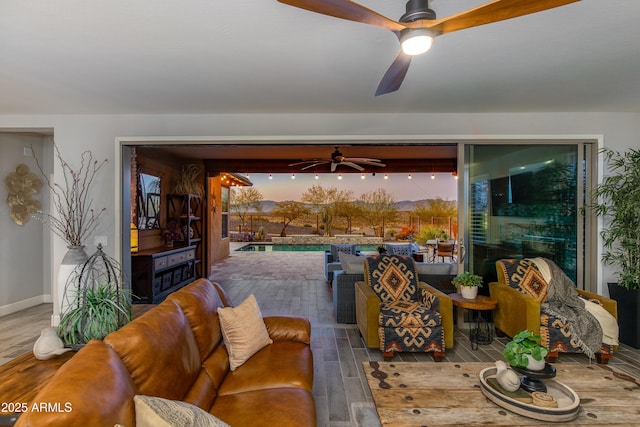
left=365, top=255, right=419, bottom=302
left=340, top=253, right=365, bottom=274
left=104, top=299, right=202, bottom=401
left=167, top=279, right=227, bottom=361
left=218, top=294, right=273, bottom=371
left=134, top=395, right=230, bottom=427
left=330, top=243, right=357, bottom=260
left=211, top=388, right=316, bottom=427
left=217, top=341, right=314, bottom=395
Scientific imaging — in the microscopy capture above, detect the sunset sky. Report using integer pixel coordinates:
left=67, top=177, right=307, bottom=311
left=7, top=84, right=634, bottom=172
left=244, top=172, right=458, bottom=202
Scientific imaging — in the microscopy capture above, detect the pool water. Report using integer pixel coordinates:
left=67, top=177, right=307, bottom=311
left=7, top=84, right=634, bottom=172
left=236, top=243, right=380, bottom=252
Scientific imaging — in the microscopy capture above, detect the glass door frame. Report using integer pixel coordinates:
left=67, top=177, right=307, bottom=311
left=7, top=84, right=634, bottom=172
left=457, top=139, right=598, bottom=293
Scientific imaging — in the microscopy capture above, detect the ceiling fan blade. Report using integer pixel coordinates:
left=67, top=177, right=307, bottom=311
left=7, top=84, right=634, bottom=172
left=300, top=161, right=330, bottom=170
left=331, top=162, right=338, bottom=172
left=277, top=0, right=406, bottom=32
left=417, top=0, right=580, bottom=36
left=353, top=160, right=386, bottom=167
left=341, top=162, right=365, bottom=171
left=345, top=157, right=382, bottom=162
left=288, top=159, right=330, bottom=166
left=375, top=51, right=412, bottom=96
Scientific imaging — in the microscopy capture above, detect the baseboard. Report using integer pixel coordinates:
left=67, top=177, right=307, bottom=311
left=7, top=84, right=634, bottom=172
left=0, top=294, right=50, bottom=317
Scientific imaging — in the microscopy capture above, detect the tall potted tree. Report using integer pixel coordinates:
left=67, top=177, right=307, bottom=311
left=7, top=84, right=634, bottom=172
left=590, top=147, right=640, bottom=348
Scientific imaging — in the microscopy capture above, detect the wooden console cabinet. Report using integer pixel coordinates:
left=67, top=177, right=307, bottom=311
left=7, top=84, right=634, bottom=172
left=131, top=245, right=197, bottom=304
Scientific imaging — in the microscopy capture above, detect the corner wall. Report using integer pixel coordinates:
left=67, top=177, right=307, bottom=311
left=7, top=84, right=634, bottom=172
left=0, top=133, right=50, bottom=315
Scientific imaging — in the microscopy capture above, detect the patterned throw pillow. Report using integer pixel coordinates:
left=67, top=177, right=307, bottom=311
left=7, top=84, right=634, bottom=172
left=365, top=255, right=419, bottom=302
left=217, top=294, right=273, bottom=370
left=134, top=395, right=230, bottom=427
left=497, top=259, right=549, bottom=302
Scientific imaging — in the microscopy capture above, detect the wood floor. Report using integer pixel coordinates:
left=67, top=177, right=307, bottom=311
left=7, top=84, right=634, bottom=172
left=2, top=246, right=640, bottom=427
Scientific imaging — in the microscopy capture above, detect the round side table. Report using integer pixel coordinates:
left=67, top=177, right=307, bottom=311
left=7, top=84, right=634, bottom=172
left=449, top=294, right=498, bottom=350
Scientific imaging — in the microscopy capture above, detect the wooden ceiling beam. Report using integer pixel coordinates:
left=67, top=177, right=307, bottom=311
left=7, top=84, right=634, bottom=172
left=205, top=158, right=457, bottom=174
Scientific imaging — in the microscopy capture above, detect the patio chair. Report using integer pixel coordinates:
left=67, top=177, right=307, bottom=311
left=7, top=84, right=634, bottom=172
left=355, top=255, right=453, bottom=361
left=435, top=240, right=455, bottom=262
left=489, top=258, right=618, bottom=364
left=324, top=244, right=358, bottom=282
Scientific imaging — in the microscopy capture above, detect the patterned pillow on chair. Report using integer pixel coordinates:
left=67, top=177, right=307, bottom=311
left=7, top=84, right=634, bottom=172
left=496, top=259, right=549, bottom=302
left=365, top=255, right=419, bottom=302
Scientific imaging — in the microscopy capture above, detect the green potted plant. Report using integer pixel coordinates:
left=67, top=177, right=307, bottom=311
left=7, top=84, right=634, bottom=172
left=57, top=283, right=131, bottom=349
left=452, top=271, right=483, bottom=299
left=590, top=147, right=640, bottom=348
left=503, top=330, right=549, bottom=370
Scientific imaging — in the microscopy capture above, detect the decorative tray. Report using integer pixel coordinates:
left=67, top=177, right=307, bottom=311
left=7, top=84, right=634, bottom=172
left=479, top=367, right=580, bottom=422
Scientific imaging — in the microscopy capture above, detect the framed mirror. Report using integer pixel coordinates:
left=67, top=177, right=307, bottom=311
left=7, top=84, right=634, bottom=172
left=137, top=172, right=161, bottom=230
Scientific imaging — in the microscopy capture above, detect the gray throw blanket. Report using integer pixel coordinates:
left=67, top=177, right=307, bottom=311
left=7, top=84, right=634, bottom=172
left=539, top=258, right=602, bottom=359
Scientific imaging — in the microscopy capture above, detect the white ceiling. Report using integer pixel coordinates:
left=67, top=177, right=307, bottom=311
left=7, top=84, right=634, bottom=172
left=1, top=0, right=639, bottom=115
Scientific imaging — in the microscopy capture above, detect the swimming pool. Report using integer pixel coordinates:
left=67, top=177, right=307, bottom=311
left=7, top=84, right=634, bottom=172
left=235, top=243, right=380, bottom=252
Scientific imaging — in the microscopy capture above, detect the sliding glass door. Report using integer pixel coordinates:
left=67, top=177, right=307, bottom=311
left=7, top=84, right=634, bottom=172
left=459, top=142, right=595, bottom=291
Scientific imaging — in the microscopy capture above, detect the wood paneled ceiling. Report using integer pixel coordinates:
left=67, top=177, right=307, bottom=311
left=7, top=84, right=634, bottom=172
left=145, top=143, right=458, bottom=174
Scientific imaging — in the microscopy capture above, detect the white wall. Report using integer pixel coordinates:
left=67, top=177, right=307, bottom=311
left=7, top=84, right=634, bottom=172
left=1, top=112, right=639, bottom=320
left=0, top=133, right=49, bottom=315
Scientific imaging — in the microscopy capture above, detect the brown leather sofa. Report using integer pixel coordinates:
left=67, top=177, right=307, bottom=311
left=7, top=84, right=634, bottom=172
left=16, top=279, right=316, bottom=427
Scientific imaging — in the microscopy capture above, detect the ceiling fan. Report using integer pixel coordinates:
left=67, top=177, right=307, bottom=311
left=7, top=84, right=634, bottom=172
left=276, top=0, right=580, bottom=95
left=289, top=146, right=386, bottom=172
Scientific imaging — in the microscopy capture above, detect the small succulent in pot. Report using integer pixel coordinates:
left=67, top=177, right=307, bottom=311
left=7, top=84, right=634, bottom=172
left=503, top=330, right=549, bottom=369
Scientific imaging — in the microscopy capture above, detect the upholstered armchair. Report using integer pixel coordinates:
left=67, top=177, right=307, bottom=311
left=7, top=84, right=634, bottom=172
left=355, top=255, right=453, bottom=361
left=489, top=259, right=618, bottom=364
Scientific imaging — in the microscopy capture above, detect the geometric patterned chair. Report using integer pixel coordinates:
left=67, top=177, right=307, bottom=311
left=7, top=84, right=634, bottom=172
left=355, top=255, right=453, bottom=361
left=489, top=258, right=617, bottom=364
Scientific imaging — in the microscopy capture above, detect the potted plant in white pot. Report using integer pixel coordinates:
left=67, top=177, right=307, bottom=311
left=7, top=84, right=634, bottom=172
left=452, top=271, right=483, bottom=299
left=503, top=330, right=549, bottom=371
left=590, top=147, right=640, bottom=348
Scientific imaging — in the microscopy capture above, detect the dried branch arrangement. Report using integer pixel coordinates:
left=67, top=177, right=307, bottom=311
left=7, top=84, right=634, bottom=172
left=33, top=141, right=108, bottom=246
left=172, top=163, right=204, bottom=198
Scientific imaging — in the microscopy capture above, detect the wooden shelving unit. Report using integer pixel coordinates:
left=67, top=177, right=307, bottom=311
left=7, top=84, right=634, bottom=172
left=166, top=193, right=203, bottom=278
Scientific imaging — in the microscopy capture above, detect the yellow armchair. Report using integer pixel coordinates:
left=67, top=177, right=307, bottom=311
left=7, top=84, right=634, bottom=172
left=354, top=255, right=453, bottom=361
left=489, top=259, right=617, bottom=364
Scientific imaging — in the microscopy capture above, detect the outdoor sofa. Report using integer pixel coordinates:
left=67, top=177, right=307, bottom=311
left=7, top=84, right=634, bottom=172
left=16, top=279, right=315, bottom=427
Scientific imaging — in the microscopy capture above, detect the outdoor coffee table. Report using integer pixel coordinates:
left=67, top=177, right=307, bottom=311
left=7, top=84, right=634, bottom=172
left=364, top=361, right=640, bottom=426
left=449, top=293, right=497, bottom=349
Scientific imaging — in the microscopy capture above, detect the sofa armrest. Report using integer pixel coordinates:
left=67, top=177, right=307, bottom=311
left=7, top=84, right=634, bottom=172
left=577, top=290, right=618, bottom=320
left=419, top=282, right=454, bottom=348
left=489, top=281, right=541, bottom=338
left=263, top=316, right=311, bottom=344
left=355, top=281, right=381, bottom=348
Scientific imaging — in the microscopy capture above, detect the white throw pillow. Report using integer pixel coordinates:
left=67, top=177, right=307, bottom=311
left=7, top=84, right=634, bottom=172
left=339, top=253, right=365, bottom=275
left=217, top=294, right=273, bottom=370
left=134, top=395, right=230, bottom=427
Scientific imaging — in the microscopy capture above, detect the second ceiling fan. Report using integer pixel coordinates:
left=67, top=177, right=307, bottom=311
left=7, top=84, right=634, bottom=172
left=276, top=0, right=579, bottom=95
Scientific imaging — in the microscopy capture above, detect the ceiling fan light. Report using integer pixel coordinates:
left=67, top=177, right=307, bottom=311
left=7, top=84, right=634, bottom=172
left=400, top=29, right=434, bottom=56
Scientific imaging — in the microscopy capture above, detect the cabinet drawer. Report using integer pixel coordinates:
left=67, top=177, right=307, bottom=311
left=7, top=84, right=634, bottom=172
left=154, top=256, right=168, bottom=271
left=185, top=249, right=196, bottom=260
left=168, top=252, right=187, bottom=267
